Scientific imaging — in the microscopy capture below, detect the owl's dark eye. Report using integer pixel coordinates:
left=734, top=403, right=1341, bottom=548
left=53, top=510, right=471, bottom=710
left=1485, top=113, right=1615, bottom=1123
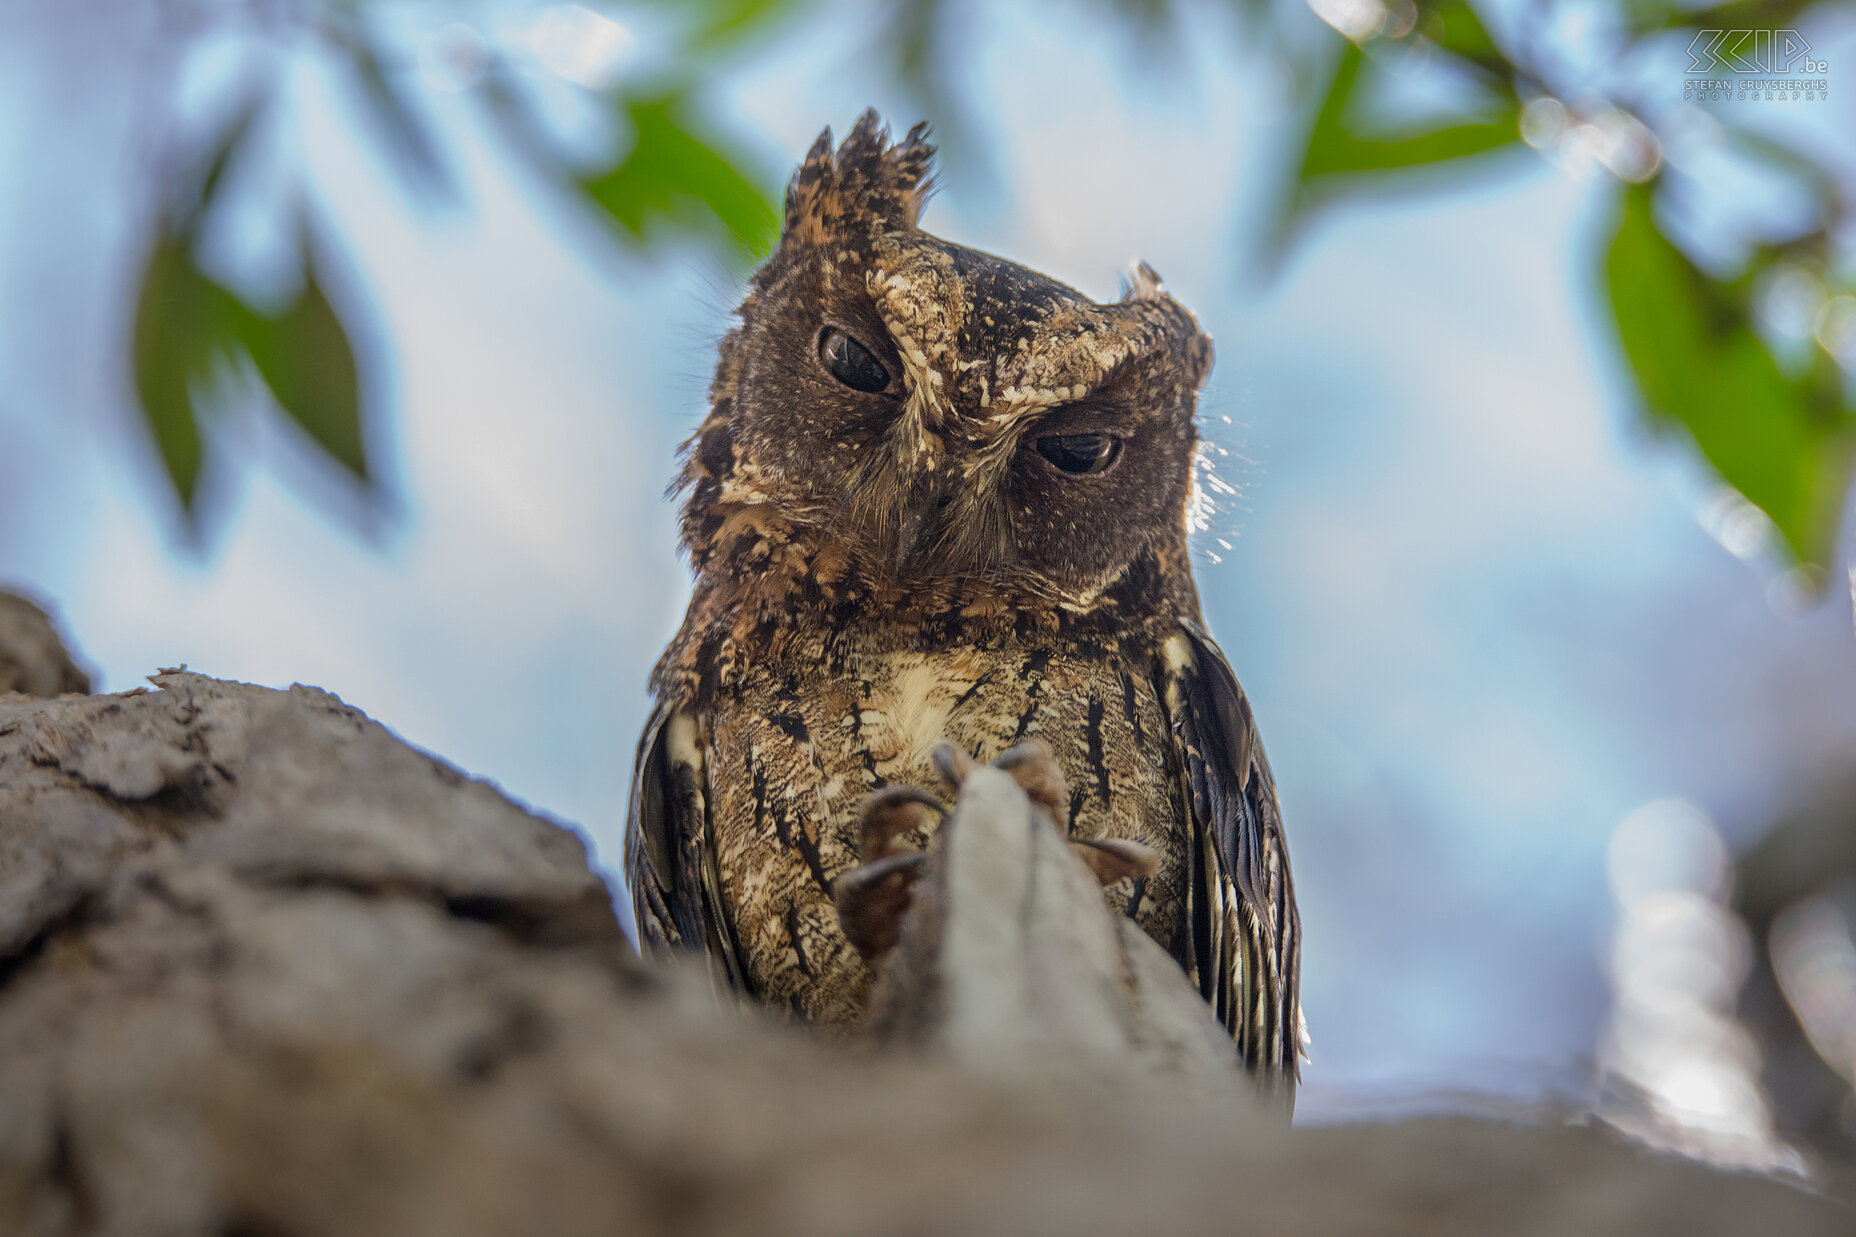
left=1035, top=433, right=1122, bottom=476
left=818, top=327, right=892, bottom=394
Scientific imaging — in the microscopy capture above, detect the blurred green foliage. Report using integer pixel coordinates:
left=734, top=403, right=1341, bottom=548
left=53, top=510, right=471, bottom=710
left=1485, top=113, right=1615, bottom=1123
left=1273, top=0, right=1853, bottom=572
left=1606, top=184, right=1851, bottom=566
left=131, top=0, right=795, bottom=524
left=1282, top=35, right=1520, bottom=246
left=134, top=97, right=365, bottom=511
left=129, top=0, right=1855, bottom=577
left=134, top=225, right=366, bottom=511
left=583, top=93, right=778, bottom=254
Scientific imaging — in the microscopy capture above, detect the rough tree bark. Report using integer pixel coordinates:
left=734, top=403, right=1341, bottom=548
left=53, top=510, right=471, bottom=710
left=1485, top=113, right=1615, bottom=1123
left=851, top=756, right=1246, bottom=1084
left=0, top=592, right=90, bottom=698
left=0, top=593, right=1844, bottom=1235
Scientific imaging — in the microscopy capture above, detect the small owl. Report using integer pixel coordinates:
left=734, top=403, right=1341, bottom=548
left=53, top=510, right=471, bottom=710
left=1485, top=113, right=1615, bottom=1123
left=626, top=112, right=1300, bottom=1094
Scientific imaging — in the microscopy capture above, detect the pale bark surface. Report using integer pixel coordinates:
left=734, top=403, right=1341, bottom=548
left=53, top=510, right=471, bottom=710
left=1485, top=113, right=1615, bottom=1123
left=860, top=762, right=1246, bottom=1084
left=0, top=598, right=1843, bottom=1235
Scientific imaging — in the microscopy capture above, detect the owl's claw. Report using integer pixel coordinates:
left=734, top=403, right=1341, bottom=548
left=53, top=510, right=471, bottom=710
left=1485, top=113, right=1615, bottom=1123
left=843, top=739, right=1145, bottom=961
left=835, top=850, right=927, bottom=958
left=1071, top=836, right=1160, bottom=887
left=837, top=784, right=946, bottom=961
left=855, top=783, right=947, bottom=862
left=935, top=739, right=1068, bottom=827
left=946, top=739, right=1152, bottom=890
left=990, top=740, right=1070, bottom=830
left=930, top=741, right=974, bottom=792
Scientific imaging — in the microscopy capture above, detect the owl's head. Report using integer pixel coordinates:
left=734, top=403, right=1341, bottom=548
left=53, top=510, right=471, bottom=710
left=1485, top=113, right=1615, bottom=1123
left=679, top=111, right=1213, bottom=609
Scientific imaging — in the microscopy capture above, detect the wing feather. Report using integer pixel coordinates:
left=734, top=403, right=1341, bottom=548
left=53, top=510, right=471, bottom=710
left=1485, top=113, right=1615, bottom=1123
left=624, top=702, right=750, bottom=995
left=1162, top=624, right=1302, bottom=1100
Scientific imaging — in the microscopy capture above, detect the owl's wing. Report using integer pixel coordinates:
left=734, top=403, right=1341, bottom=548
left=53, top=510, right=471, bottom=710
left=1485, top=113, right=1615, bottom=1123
left=1162, top=623, right=1302, bottom=1099
left=624, top=702, right=750, bottom=994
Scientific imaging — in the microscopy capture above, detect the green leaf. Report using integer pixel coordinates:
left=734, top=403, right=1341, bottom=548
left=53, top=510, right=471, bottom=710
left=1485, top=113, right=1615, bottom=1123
left=583, top=94, right=778, bottom=261
left=1301, top=115, right=1521, bottom=177
left=132, top=95, right=270, bottom=513
left=238, top=238, right=367, bottom=482
left=132, top=81, right=371, bottom=521
left=132, top=221, right=369, bottom=512
left=1281, top=39, right=1522, bottom=240
left=131, top=233, right=241, bottom=510
left=1274, top=8, right=1529, bottom=252
left=1604, top=181, right=1854, bottom=567
left=132, top=237, right=206, bottom=508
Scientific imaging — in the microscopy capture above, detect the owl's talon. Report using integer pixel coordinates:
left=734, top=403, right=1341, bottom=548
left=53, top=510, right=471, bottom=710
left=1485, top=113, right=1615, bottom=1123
left=862, top=783, right=949, bottom=816
left=844, top=784, right=947, bottom=958
left=1071, top=836, right=1160, bottom=887
left=990, top=739, right=1069, bottom=828
left=930, top=742, right=975, bottom=793
left=835, top=850, right=927, bottom=959
left=856, top=784, right=947, bottom=862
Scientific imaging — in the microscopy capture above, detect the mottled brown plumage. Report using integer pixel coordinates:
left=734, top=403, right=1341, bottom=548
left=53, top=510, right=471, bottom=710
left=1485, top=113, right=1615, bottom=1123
left=626, top=112, right=1300, bottom=1096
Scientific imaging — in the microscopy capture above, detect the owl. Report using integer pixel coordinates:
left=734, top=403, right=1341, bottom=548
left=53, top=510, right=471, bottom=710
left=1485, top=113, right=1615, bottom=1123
left=626, top=112, right=1300, bottom=1094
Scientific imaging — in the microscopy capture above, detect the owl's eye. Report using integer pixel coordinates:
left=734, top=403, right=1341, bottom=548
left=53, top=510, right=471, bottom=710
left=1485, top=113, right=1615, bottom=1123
left=1035, top=433, right=1123, bottom=476
left=818, top=328, right=892, bottom=394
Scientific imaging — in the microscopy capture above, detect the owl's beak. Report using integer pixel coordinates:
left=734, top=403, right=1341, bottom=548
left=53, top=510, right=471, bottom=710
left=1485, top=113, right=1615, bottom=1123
left=894, top=473, right=948, bottom=575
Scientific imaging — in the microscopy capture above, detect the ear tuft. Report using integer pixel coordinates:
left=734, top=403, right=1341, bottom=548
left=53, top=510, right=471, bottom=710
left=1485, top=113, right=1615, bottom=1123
left=1120, top=260, right=1165, bottom=303
left=781, top=110, right=937, bottom=244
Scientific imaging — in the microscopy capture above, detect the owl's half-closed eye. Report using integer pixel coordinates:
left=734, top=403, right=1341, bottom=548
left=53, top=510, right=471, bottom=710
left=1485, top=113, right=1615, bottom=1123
left=817, top=325, right=894, bottom=395
left=1034, top=432, right=1123, bottom=476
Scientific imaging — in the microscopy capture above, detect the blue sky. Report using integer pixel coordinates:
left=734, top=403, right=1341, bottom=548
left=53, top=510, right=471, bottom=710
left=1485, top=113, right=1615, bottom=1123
left=3, top=0, right=1854, bottom=1114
